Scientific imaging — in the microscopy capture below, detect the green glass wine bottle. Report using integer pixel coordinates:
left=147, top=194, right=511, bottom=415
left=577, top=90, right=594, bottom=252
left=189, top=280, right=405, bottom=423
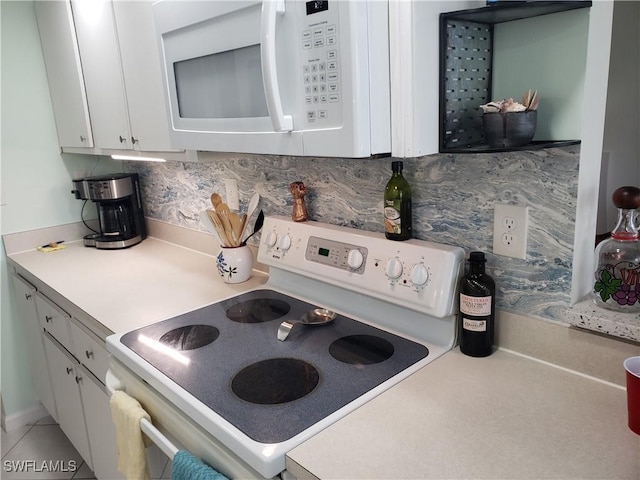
left=384, top=161, right=412, bottom=241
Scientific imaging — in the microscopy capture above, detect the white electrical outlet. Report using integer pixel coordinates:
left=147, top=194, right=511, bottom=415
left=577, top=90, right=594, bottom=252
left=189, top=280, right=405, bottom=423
left=493, top=203, right=529, bottom=259
left=225, top=179, right=240, bottom=211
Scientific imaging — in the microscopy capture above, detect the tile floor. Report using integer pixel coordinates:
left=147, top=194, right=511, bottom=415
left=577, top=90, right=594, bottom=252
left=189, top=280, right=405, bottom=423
left=2, top=416, right=171, bottom=480
left=1, top=416, right=95, bottom=480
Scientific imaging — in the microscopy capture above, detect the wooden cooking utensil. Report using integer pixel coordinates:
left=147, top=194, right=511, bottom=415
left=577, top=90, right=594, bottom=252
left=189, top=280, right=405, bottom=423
left=207, top=209, right=232, bottom=247
left=211, top=193, right=222, bottom=208
left=218, top=212, right=235, bottom=246
left=228, top=213, right=243, bottom=246
left=211, top=192, right=237, bottom=245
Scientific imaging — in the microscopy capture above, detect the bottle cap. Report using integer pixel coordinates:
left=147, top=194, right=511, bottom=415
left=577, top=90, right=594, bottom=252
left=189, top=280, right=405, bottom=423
left=469, top=251, right=486, bottom=262
left=612, top=186, right=640, bottom=210
left=391, top=161, right=403, bottom=173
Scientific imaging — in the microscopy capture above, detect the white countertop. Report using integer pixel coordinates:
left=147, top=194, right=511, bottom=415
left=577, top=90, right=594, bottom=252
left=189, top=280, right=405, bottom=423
left=287, top=348, right=639, bottom=480
left=7, top=235, right=267, bottom=339
left=6, top=224, right=639, bottom=479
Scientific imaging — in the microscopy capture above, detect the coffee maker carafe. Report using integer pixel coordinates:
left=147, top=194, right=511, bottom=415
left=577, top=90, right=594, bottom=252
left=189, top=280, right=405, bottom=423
left=72, top=173, right=147, bottom=249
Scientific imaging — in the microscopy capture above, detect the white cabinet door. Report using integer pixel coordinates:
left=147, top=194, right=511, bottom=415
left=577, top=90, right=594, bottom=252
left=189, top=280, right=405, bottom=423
left=44, top=333, right=93, bottom=470
left=11, top=275, right=58, bottom=421
left=34, top=0, right=93, bottom=148
left=71, top=0, right=132, bottom=150
left=79, top=366, right=124, bottom=480
left=112, top=1, right=174, bottom=152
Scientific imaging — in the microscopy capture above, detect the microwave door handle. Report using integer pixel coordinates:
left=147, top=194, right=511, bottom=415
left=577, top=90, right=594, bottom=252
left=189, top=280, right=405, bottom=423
left=260, top=0, right=293, bottom=132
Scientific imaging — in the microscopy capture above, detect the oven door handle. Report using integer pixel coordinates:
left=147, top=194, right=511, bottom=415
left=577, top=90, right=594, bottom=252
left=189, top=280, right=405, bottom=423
left=106, top=369, right=180, bottom=460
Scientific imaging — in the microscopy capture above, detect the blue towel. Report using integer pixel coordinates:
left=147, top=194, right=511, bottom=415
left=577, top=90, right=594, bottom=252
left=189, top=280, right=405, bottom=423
left=171, top=450, right=228, bottom=480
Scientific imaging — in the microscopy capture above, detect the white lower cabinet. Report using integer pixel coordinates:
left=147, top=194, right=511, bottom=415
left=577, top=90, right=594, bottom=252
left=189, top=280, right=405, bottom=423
left=43, top=332, right=93, bottom=470
left=10, top=275, right=58, bottom=421
left=68, top=319, right=124, bottom=479
left=12, top=268, right=167, bottom=479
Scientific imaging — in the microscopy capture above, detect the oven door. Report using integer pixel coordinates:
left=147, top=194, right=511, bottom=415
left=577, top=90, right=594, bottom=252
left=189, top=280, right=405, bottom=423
left=106, top=360, right=271, bottom=480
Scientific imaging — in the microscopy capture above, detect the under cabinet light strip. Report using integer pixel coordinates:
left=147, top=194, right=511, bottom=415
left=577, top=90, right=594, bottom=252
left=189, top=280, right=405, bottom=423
left=111, top=155, right=167, bottom=162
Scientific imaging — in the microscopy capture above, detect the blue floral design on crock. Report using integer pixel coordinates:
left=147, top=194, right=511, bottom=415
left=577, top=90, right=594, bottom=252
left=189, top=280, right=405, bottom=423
left=217, top=251, right=237, bottom=280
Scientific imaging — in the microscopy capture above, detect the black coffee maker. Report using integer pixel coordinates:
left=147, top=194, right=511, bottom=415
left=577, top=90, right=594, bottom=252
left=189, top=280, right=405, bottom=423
left=72, top=173, right=147, bottom=249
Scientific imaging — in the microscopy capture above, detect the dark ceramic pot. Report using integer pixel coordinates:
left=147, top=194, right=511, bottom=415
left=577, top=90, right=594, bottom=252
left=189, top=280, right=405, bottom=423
left=482, top=110, right=537, bottom=148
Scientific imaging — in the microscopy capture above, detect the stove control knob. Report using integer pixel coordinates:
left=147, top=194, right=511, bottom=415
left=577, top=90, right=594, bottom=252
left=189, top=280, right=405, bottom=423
left=411, top=263, right=429, bottom=286
left=385, top=257, right=403, bottom=279
left=278, top=234, right=292, bottom=251
left=347, top=249, right=364, bottom=269
left=264, top=231, right=278, bottom=248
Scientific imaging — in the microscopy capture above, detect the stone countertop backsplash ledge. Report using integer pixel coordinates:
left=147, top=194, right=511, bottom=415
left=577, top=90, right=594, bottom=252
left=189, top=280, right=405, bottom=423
left=566, top=296, right=640, bottom=343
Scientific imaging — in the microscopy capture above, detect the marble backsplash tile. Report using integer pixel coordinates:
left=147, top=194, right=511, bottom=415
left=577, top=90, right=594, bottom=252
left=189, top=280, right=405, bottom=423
left=124, top=145, right=579, bottom=322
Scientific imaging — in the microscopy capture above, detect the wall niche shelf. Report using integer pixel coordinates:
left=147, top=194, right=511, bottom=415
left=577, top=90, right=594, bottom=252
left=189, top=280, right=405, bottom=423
left=444, top=140, right=581, bottom=154
left=439, top=1, right=592, bottom=153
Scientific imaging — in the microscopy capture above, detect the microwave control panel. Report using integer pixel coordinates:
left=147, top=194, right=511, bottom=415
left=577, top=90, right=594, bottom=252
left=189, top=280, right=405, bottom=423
left=300, top=1, right=341, bottom=128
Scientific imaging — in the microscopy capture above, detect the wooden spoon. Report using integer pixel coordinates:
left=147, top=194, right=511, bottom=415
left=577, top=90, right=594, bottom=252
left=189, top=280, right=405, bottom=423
left=206, top=209, right=232, bottom=247
left=218, top=212, right=235, bottom=246
left=211, top=192, right=237, bottom=244
left=228, top=213, right=243, bottom=246
left=211, top=193, right=222, bottom=209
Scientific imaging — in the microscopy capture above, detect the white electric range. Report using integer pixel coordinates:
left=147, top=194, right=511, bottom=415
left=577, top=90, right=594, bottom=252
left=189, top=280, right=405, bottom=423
left=106, top=216, right=464, bottom=478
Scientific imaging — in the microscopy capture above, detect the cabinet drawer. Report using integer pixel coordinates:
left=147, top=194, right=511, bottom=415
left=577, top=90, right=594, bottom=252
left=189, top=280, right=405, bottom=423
left=69, top=320, right=109, bottom=384
left=35, top=292, right=72, bottom=351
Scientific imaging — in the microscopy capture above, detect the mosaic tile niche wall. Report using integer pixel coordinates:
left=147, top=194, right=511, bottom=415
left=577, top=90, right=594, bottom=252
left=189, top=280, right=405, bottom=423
left=124, top=145, right=580, bottom=323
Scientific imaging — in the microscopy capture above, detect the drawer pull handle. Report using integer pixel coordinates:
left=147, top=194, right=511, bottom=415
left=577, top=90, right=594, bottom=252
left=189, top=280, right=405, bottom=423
left=85, top=350, right=94, bottom=360
left=25, top=293, right=32, bottom=300
left=75, top=376, right=82, bottom=385
left=66, top=367, right=73, bottom=375
left=45, top=315, right=52, bottom=323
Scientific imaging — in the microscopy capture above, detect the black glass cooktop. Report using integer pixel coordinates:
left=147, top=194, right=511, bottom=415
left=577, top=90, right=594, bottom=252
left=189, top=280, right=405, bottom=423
left=120, top=289, right=428, bottom=443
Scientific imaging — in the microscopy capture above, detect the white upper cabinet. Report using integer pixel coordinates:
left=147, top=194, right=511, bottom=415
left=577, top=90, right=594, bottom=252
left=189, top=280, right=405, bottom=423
left=71, top=0, right=174, bottom=152
left=111, top=1, right=174, bottom=152
left=35, top=1, right=94, bottom=149
left=71, top=0, right=132, bottom=150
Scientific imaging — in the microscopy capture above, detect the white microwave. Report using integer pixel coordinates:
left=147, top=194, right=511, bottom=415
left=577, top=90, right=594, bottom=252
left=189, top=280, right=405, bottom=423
left=152, top=0, right=390, bottom=158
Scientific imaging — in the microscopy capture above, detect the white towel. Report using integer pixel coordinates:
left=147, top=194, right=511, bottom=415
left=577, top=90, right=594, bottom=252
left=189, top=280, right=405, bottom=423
left=110, top=390, right=153, bottom=480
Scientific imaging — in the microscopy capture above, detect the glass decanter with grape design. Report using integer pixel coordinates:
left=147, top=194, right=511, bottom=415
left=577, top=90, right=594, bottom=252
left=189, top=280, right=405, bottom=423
left=593, top=186, right=640, bottom=312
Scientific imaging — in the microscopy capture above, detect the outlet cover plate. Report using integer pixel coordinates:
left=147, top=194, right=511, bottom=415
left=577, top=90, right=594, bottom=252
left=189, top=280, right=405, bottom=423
left=493, top=203, right=528, bottom=259
left=225, top=179, right=240, bottom=211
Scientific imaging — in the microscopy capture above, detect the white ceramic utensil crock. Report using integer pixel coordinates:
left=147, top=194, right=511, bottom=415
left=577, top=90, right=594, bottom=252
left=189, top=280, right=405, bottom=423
left=216, top=245, right=253, bottom=283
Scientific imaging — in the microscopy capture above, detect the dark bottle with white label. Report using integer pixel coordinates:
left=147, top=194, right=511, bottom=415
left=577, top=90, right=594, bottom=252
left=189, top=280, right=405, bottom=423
left=384, top=161, right=412, bottom=241
left=459, top=251, right=495, bottom=357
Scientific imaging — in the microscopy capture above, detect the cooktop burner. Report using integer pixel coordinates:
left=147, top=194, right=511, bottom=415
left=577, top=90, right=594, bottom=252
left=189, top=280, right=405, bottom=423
left=232, top=358, right=320, bottom=405
left=120, top=289, right=429, bottom=443
left=159, top=325, right=219, bottom=350
left=225, top=297, right=290, bottom=323
left=329, top=335, right=395, bottom=365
